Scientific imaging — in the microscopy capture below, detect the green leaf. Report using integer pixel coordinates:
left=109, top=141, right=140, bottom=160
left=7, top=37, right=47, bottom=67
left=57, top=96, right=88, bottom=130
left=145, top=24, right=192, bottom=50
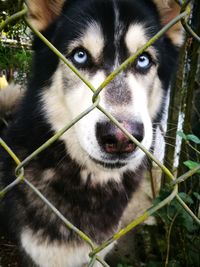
left=193, top=192, right=200, bottom=201
left=178, top=192, right=194, bottom=205
left=184, top=161, right=200, bottom=174
left=186, top=134, right=200, bottom=144
left=147, top=261, right=162, bottom=267
left=177, top=131, right=187, bottom=140
left=178, top=209, right=198, bottom=232
left=117, top=264, right=133, bottom=267
left=168, top=260, right=181, bottom=267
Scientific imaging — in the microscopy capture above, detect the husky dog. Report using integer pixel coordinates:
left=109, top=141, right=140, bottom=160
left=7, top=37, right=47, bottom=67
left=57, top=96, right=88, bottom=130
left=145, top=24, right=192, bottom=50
left=0, top=0, right=183, bottom=266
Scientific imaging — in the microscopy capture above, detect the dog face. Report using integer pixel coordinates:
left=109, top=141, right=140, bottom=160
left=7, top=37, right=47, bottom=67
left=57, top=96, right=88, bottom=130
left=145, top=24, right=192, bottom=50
left=27, top=0, right=183, bottom=173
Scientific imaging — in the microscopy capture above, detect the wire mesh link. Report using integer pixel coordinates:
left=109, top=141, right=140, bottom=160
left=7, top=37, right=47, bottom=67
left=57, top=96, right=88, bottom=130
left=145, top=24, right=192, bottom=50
left=178, top=0, right=200, bottom=43
left=0, top=0, right=200, bottom=266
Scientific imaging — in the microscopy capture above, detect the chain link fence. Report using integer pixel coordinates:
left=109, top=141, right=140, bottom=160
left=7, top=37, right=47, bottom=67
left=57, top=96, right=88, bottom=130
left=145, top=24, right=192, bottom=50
left=0, top=0, right=200, bottom=266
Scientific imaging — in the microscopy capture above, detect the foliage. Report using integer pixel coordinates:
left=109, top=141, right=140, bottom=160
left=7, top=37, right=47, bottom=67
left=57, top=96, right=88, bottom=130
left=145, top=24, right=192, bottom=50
left=0, top=0, right=32, bottom=84
left=177, top=132, right=200, bottom=144
left=177, top=131, right=200, bottom=174
left=147, top=132, right=200, bottom=267
left=153, top=190, right=200, bottom=266
left=0, top=44, right=32, bottom=84
left=117, top=264, right=133, bottom=267
left=0, top=0, right=26, bottom=39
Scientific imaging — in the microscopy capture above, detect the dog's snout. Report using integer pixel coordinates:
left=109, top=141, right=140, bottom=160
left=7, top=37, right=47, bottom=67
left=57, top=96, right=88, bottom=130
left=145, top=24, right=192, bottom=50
left=96, top=121, right=144, bottom=154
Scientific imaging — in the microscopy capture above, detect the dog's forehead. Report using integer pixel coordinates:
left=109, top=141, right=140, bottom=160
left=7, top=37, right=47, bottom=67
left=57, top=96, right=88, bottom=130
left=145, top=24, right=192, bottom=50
left=68, top=22, right=150, bottom=58
left=64, top=0, right=159, bottom=60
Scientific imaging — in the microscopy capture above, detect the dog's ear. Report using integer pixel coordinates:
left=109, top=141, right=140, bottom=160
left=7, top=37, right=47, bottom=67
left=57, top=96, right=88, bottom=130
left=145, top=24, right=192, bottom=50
left=26, top=0, right=65, bottom=31
left=154, top=0, right=184, bottom=46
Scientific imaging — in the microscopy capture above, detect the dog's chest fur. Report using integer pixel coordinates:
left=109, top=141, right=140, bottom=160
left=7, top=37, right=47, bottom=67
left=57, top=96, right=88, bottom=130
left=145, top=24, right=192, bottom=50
left=8, top=143, right=140, bottom=243
left=1, top=142, right=140, bottom=267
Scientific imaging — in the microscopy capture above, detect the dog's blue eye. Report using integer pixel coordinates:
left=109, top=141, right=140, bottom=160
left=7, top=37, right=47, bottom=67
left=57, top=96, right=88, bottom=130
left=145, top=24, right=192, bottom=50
left=136, top=53, right=151, bottom=70
left=73, top=50, right=88, bottom=65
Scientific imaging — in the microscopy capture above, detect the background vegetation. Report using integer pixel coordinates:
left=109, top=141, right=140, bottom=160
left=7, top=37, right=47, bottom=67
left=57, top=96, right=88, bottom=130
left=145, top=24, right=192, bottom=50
left=0, top=0, right=32, bottom=84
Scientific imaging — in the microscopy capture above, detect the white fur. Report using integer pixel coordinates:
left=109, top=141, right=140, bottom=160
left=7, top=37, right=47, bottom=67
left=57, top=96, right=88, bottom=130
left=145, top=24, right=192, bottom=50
left=125, top=24, right=148, bottom=54
left=21, top=228, right=112, bottom=267
left=125, top=73, right=153, bottom=160
left=81, top=169, right=121, bottom=185
left=125, top=24, right=158, bottom=60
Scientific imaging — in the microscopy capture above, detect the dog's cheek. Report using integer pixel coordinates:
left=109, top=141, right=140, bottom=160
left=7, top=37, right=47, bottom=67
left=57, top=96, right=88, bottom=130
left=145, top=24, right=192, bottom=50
left=65, top=70, right=107, bottom=158
left=134, top=68, right=164, bottom=121
left=148, top=77, right=163, bottom=120
left=64, top=70, right=106, bottom=118
left=126, top=73, right=150, bottom=119
left=126, top=73, right=153, bottom=147
left=41, top=68, right=71, bottom=131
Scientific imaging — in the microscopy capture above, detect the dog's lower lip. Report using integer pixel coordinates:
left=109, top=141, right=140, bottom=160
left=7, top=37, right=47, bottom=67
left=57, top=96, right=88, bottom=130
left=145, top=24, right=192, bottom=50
left=89, top=156, right=127, bottom=169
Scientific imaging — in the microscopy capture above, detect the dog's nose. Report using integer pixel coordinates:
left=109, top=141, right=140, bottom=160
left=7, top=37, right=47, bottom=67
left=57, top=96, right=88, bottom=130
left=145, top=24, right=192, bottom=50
left=96, top=121, right=144, bottom=154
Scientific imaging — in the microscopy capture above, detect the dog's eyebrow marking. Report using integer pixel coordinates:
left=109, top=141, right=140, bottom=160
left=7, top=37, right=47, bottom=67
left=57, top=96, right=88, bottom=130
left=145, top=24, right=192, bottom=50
left=125, top=24, right=148, bottom=54
left=125, top=24, right=157, bottom=59
left=67, top=22, right=104, bottom=62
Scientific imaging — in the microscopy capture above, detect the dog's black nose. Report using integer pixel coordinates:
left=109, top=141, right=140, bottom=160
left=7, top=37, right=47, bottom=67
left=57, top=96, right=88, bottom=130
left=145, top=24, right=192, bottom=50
left=96, top=121, right=144, bottom=154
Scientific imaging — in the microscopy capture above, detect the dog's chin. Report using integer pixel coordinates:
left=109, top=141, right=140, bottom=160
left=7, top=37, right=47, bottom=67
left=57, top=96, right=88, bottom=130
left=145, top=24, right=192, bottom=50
left=89, top=152, right=136, bottom=170
left=88, top=147, right=146, bottom=171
